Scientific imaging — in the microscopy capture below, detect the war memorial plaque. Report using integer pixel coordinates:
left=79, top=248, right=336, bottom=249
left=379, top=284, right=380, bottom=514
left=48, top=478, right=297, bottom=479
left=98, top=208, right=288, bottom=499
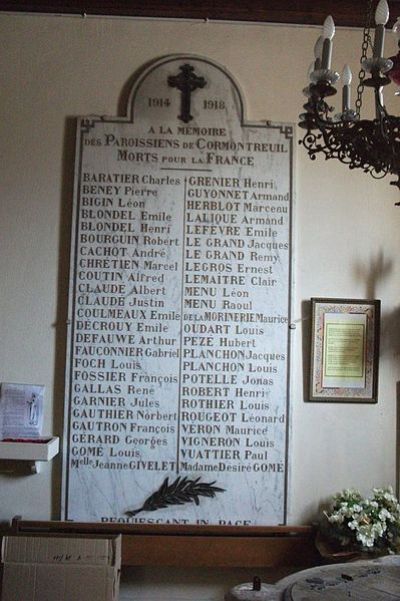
left=62, top=55, right=293, bottom=525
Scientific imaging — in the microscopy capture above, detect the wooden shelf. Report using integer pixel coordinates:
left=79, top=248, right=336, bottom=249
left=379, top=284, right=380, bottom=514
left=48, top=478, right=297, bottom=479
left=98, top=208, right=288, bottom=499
left=11, top=519, right=319, bottom=567
left=0, top=437, right=59, bottom=473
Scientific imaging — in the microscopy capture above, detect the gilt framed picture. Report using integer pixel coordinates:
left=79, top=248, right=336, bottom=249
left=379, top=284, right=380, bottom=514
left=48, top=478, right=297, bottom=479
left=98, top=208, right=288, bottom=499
left=309, top=298, right=380, bottom=403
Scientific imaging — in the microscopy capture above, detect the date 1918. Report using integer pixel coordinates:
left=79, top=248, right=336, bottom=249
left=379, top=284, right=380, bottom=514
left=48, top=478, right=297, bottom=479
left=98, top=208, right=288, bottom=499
left=203, top=100, right=226, bottom=110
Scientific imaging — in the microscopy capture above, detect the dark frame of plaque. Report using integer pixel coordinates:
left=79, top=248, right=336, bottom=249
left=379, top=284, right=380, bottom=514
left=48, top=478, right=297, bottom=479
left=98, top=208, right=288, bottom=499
left=62, top=54, right=295, bottom=529
left=309, top=298, right=380, bottom=403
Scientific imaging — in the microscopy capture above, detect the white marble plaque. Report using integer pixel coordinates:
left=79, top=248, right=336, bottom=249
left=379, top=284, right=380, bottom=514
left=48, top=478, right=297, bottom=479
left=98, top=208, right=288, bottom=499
left=62, top=55, right=294, bottom=526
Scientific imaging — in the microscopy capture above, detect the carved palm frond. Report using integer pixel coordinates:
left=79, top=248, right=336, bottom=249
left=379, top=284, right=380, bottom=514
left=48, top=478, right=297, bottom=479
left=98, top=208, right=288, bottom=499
left=126, top=476, right=225, bottom=516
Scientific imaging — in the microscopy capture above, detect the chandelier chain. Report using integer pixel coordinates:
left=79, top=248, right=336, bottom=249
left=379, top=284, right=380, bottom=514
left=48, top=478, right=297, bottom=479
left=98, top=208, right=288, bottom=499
left=355, top=0, right=375, bottom=117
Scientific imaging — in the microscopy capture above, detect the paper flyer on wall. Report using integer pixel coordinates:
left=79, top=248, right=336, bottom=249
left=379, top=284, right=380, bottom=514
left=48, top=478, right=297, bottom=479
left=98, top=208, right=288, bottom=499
left=0, top=383, right=44, bottom=440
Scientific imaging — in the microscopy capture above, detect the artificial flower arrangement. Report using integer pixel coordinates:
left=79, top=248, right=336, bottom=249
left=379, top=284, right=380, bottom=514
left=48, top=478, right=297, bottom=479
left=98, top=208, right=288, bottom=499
left=319, top=487, right=400, bottom=556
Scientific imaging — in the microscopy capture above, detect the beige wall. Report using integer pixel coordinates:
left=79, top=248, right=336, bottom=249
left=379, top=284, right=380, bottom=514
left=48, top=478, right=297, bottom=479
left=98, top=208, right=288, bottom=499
left=1, top=11, right=400, bottom=597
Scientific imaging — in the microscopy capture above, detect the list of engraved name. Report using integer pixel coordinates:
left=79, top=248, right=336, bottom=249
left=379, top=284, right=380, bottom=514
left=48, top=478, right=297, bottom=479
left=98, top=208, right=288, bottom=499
left=68, top=116, right=291, bottom=523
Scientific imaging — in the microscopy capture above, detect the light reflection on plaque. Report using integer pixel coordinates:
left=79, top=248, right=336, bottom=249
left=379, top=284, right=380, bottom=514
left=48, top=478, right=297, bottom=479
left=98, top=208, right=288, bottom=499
left=62, top=55, right=293, bottom=526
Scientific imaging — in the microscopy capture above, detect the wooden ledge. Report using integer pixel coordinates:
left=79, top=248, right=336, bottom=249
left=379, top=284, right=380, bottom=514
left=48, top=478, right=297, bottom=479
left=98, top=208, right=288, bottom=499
left=10, top=518, right=318, bottom=567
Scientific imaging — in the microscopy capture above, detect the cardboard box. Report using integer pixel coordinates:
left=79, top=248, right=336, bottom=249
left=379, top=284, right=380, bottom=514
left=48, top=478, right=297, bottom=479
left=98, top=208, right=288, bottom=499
left=1, top=534, right=121, bottom=601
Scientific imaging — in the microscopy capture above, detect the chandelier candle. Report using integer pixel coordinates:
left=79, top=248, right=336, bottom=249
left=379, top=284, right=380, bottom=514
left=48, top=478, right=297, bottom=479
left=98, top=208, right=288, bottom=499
left=314, top=36, right=324, bottom=71
left=373, top=0, right=389, bottom=59
left=342, top=65, right=352, bottom=112
left=321, top=16, right=335, bottom=70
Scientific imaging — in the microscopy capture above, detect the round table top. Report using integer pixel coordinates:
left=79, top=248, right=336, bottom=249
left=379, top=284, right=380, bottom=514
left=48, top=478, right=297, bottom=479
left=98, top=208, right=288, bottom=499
left=278, top=556, right=400, bottom=600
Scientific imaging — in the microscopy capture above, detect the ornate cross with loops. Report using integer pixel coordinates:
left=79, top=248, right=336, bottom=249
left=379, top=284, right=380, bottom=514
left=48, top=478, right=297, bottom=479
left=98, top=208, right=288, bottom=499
left=168, top=64, right=206, bottom=123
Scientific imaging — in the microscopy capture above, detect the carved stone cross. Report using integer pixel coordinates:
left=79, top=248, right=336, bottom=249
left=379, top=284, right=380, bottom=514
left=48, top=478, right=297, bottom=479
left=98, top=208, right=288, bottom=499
left=168, top=64, right=206, bottom=123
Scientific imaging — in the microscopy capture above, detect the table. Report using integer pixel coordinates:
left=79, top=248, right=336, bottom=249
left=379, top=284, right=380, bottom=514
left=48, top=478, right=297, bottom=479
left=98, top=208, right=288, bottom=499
left=276, top=555, right=400, bottom=600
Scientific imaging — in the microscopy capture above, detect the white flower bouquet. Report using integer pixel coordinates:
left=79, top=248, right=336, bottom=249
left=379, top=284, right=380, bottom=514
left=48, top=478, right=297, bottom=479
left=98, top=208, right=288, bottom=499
left=320, top=487, right=400, bottom=555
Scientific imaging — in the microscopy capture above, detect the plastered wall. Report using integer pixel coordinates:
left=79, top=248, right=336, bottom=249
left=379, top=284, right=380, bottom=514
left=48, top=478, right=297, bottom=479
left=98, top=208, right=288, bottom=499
left=1, top=11, right=400, bottom=598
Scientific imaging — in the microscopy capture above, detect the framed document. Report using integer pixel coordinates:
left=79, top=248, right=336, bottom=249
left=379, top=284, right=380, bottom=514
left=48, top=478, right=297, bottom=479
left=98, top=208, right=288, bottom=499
left=309, top=298, right=380, bottom=403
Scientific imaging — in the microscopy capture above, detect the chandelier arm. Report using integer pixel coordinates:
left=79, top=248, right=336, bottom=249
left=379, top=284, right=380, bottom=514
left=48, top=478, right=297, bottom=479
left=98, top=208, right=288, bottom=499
left=301, top=106, right=397, bottom=176
left=374, top=86, right=388, bottom=118
left=305, top=108, right=358, bottom=166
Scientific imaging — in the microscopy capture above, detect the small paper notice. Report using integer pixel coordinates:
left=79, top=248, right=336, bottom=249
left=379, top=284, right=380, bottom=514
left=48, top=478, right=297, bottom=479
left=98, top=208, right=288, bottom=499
left=322, top=313, right=367, bottom=389
left=0, top=382, right=44, bottom=439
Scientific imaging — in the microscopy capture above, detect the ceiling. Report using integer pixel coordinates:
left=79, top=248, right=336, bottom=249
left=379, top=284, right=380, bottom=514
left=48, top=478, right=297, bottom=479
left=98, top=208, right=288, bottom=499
left=2, top=0, right=400, bottom=28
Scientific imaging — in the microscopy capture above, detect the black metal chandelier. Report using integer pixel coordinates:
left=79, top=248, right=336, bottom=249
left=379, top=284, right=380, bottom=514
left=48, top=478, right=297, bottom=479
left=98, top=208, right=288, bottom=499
left=299, top=0, right=400, bottom=201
